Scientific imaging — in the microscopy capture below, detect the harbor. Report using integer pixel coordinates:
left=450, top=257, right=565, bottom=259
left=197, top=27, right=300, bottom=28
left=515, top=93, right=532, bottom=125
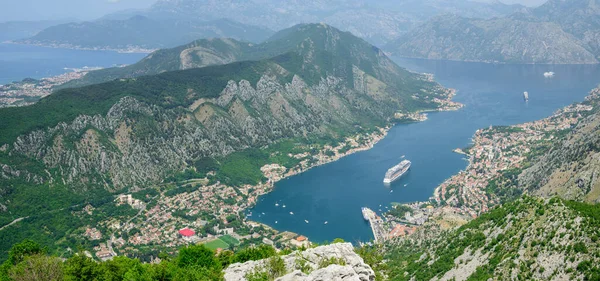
left=250, top=59, right=600, bottom=244
left=361, top=207, right=386, bottom=243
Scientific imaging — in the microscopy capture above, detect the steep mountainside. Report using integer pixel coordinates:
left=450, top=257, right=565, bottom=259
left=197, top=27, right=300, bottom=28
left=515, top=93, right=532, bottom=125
left=0, top=24, right=451, bottom=252
left=532, top=0, right=600, bottom=57
left=385, top=0, right=600, bottom=64
left=62, top=23, right=423, bottom=88
left=140, top=0, right=524, bottom=45
left=520, top=89, right=600, bottom=203
left=61, top=37, right=255, bottom=88
left=384, top=197, right=600, bottom=280
left=385, top=14, right=598, bottom=64
left=15, top=16, right=273, bottom=51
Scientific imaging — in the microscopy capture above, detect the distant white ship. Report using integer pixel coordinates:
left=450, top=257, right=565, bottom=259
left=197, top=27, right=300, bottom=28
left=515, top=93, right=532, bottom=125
left=289, top=212, right=294, bottom=215
left=275, top=203, right=279, bottom=207
left=305, top=220, right=309, bottom=224
left=524, top=91, right=529, bottom=102
left=324, top=221, right=328, bottom=225
left=544, top=72, right=555, bottom=78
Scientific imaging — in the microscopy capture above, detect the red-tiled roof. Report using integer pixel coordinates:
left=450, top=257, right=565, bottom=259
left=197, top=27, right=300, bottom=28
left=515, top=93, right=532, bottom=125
left=179, top=228, right=195, bottom=237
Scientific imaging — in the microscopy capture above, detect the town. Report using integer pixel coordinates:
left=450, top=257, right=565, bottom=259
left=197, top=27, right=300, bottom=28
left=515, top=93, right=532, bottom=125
left=0, top=67, right=100, bottom=107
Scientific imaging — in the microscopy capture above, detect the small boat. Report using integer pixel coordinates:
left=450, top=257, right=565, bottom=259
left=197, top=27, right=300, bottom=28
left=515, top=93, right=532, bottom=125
left=404, top=184, right=408, bottom=187
left=282, top=205, right=286, bottom=208
left=275, top=221, right=278, bottom=224
left=401, top=155, right=405, bottom=158
left=305, top=220, right=309, bottom=224
left=324, top=221, right=328, bottom=224
left=262, top=212, right=265, bottom=215
left=275, top=203, right=279, bottom=207
left=543, top=72, right=555, bottom=78
left=524, top=91, right=529, bottom=102
left=390, top=190, right=394, bottom=193
left=290, top=212, right=294, bottom=215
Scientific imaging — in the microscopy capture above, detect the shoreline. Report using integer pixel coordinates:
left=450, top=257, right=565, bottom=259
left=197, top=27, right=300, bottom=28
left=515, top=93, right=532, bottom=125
left=244, top=88, right=465, bottom=241
left=390, top=54, right=600, bottom=66
left=4, top=41, right=156, bottom=54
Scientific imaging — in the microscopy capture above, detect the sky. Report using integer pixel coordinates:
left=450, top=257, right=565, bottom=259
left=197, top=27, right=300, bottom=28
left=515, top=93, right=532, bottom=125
left=0, top=0, right=158, bottom=22
left=1, top=0, right=547, bottom=22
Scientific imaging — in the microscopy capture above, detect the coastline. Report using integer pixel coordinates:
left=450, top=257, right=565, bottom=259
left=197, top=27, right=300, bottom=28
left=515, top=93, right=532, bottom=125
left=4, top=41, right=156, bottom=54
left=389, top=54, right=600, bottom=65
left=244, top=86, right=465, bottom=241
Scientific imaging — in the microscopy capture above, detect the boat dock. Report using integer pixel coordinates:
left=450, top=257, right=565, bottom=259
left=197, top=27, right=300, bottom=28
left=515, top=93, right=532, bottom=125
left=362, top=207, right=386, bottom=243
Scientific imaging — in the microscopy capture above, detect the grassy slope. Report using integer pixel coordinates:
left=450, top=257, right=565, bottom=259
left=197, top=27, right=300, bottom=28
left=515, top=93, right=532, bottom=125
left=385, top=197, right=600, bottom=280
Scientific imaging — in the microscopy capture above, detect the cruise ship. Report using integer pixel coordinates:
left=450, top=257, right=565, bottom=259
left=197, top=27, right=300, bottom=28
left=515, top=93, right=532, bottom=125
left=362, top=207, right=375, bottom=221
left=383, top=160, right=411, bottom=184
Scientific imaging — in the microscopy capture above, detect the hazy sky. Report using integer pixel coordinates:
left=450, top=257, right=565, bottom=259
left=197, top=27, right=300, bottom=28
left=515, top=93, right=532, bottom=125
left=1, top=0, right=547, bottom=22
left=1, top=0, right=158, bottom=22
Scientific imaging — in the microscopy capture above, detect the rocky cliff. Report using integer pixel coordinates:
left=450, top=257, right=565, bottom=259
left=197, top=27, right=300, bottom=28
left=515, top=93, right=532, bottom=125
left=385, top=0, right=600, bottom=64
left=224, top=243, right=375, bottom=281
left=385, top=14, right=598, bottom=64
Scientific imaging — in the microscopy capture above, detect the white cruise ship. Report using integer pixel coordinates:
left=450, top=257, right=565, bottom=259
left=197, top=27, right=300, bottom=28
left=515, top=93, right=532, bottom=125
left=383, top=160, right=411, bottom=184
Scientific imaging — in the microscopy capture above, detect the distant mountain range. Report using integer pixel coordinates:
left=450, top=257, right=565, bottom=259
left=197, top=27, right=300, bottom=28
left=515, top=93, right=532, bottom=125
left=385, top=0, right=600, bottom=64
left=14, top=16, right=273, bottom=52
left=142, top=0, right=525, bottom=45
left=15, top=0, right=525, bottom=50
left=0, top=19, right=73, bottom=42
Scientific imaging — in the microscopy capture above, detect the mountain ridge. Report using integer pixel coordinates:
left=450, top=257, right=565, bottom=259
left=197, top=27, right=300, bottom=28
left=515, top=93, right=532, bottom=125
left=385, top=0, right=600, bottom=64
left=15, top=16, right=273, bottom=52
left=0, top=24, right=455, bottom=258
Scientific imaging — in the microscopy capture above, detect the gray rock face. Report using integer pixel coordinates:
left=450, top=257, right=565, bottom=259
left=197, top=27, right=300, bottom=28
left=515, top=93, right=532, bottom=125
left=386, top=15, right=598, bottom=64
left=224, top=243, right=375, bottom=281
left=4, top=70, right=400, bottom=190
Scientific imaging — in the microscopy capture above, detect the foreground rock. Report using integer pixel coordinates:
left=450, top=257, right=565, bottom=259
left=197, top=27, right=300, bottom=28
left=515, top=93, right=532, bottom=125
left=224, top=243, right=375, bottom=281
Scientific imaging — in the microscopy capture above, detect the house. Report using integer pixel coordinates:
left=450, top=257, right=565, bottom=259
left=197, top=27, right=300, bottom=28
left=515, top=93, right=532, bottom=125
left=289, top=235, right=310, bottom=248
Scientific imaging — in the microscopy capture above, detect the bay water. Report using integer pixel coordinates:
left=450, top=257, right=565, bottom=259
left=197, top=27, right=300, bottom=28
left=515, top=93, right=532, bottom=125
left=251, top=58, right=600, bottom=243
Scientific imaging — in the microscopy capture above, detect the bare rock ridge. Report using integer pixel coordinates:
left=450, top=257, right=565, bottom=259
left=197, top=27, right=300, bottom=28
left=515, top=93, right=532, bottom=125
left=224, top=243, right=375, bottom=281
left=385, top=0, right=600, bottom=64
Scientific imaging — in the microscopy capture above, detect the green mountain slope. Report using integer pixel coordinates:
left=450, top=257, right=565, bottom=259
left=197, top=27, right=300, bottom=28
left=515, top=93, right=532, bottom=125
left=62, top=23, right=421, bottom=88
left=385, top=14, right=598, bottom=64
left=384, top=197, right=600, bottom=280
left=16, top=16, right=273, bottom=51
left=0, top=24, right=453, bottom=257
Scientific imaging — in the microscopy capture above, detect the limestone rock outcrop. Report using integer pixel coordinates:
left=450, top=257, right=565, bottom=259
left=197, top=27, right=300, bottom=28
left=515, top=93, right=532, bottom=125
left=224, top=243, right=375, bottom=281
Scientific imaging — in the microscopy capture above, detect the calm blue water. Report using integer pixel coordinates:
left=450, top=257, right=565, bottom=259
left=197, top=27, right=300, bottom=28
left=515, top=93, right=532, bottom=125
left=0, top=43, right=145, bottom=84
left=251, top=58, right=600, bottom=244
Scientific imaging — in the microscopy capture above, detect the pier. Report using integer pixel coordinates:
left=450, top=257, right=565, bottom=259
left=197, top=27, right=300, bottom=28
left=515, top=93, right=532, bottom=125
left=362, top=208, right=387, bottom=243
